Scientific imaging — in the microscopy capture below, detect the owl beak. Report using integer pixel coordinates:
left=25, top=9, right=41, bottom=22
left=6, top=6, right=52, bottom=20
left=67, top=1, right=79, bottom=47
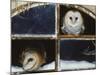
left=72, top=19, right=76, bottom=24
left=72, top=20, right=75, bottom=24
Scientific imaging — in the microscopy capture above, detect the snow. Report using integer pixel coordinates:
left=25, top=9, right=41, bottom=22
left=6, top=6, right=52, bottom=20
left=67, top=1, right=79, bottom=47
left=11, top=60, right=95, bottom=73
left=12, top=62, right=55, bottom=72
left=60, top=60, right=95, bottom=70
left=12, top=66, right=24, bottom=72
left=39, top=62, right=55, bottom=70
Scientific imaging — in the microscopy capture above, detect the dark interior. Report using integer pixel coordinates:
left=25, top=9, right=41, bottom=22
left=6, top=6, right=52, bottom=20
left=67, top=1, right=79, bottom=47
left=11, top=39, right=56, bottom=67
left=60, top=40, right=96, bottom=62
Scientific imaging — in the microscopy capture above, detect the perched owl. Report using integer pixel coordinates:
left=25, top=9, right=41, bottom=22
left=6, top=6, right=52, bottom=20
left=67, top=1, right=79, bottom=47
left=21, top=48, right=46, bottom=71
left=61, top=10, right=85, bottom=35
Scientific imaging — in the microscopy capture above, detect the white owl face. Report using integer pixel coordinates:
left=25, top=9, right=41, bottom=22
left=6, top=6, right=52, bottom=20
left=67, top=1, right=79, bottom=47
left=22, top=52, right=38, bottom=71
left=64, top=10, right=83, bottom=27
left=22, top=50, right=46, bottom=71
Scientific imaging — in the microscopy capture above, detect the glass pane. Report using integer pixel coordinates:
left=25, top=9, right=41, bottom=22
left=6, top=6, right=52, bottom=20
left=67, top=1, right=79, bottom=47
left=60, top=39, right=96, bottom=71
left=11, top=2, right=56, bottom=35
left=11, top=39, right=56, bottom=74
left=59, top=4, right=96, bottom=37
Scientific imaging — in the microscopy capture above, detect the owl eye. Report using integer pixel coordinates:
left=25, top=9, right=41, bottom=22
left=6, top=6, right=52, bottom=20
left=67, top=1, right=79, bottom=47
left=28, top=58, right=34, bottom=62
left=75, top=17, right=78, bottom=20
left=69, top=17, right=72, bottom=20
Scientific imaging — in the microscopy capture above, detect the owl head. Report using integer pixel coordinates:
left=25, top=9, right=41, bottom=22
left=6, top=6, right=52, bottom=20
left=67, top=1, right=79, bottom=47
left=21, top=48, right=46, bottom=71
left=64, top=10, right=83, bottom=27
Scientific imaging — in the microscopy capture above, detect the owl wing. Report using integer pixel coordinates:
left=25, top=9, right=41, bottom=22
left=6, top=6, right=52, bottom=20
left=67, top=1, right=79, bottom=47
left=61, top=25, right=67, bottom=34
left=80, top=25, right=85, bottom=34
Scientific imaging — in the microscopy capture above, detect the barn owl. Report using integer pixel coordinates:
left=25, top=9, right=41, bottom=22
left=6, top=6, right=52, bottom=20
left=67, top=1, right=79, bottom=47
left=61, top=10, right=85, bottom=35
left=21, top=48, right=46, bottom=71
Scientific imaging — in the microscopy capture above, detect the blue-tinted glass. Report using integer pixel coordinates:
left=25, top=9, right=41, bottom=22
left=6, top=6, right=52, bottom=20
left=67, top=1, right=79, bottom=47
left=12, top=4, right=55, bottom=34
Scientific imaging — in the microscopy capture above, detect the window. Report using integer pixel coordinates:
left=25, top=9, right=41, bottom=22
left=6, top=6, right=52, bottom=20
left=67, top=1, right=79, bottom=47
left=11, top=1, right=96, bottom=74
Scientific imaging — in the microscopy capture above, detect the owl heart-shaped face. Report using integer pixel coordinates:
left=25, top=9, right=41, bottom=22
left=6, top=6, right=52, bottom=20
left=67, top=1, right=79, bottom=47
left=22, top=49, right=46, bottom=71
left=65, top=10, right=83, bottom=27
